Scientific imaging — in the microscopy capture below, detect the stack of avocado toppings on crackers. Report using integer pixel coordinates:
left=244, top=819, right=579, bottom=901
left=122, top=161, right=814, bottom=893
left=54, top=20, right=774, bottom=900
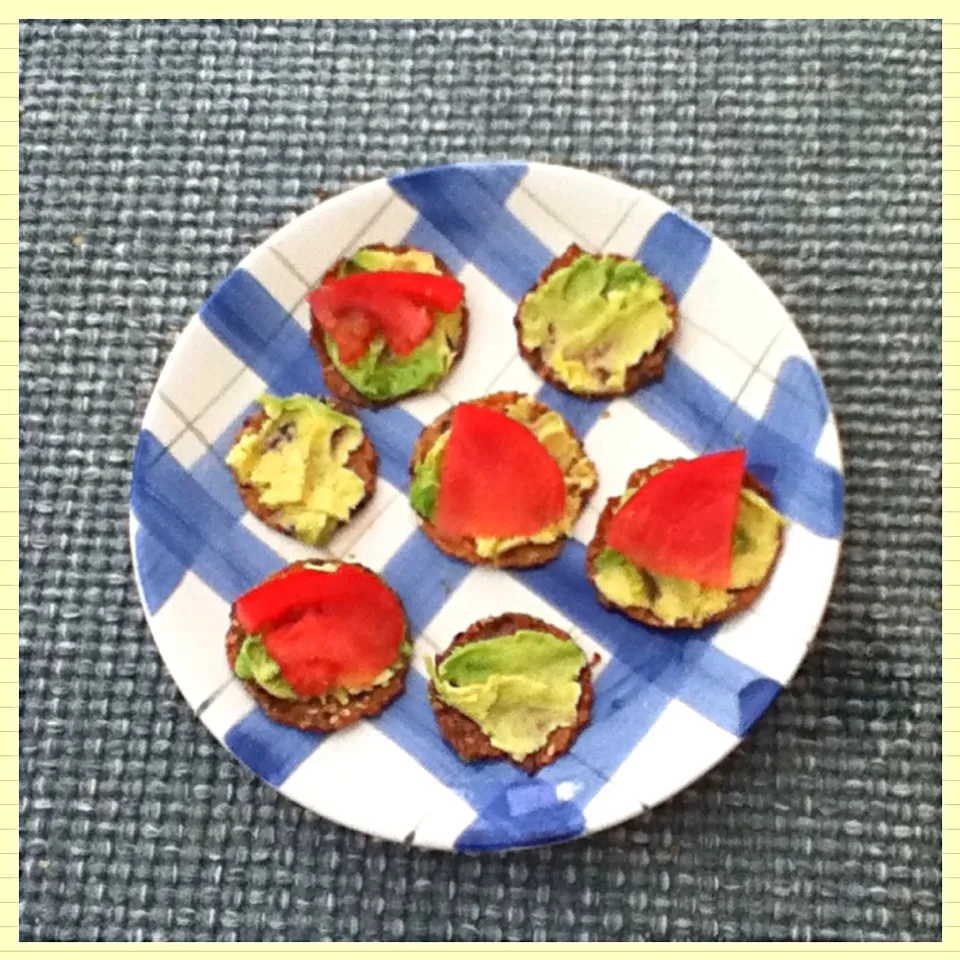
left=308, top=244, right=468, bottom=407
left=408, top=391, right=598, bottom=568
left=515, top=243, right=677, bottom=397
left=227, top=560, right=412, bottom=731
left=427, top=613, right=595, bottom=773
left=226, top=393, right=377, bottom=547
left=587, top=450, right=786, bottom=628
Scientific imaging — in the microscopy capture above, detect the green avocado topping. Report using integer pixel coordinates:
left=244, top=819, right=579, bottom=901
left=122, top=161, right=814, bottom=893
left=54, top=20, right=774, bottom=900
left=234, top=634, right=413, bottom=704
left=234, top=634, right=298, bottom=700
left=593, top=488, right=785, bottom=626
left=518, top=252, right=673, bottom=393
left=224, top=393, right=367, bottom=546
left=408, top=396, right=596, bottom=558
left=325, top=247, right=464, bottom=401
left=427, top=630, right=586, bottom=762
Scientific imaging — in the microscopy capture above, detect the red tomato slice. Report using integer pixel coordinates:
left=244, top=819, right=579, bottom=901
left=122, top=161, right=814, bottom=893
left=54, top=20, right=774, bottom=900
left=308, top=282, right=435, bottom=361
left=433, top=404, right=567, bottom=540
left=234, top=565, right=403, bottom=642
left=373, top=296, right=434, bottom=356
left=239, top=565, right=406, bottom=698
left=330, top=271, right=464, bottom=313
left=311, top=302, right=377, bottom=364
left=279, top=655, right=339, bottom=699
left=606, top=450, right=747, bottom=589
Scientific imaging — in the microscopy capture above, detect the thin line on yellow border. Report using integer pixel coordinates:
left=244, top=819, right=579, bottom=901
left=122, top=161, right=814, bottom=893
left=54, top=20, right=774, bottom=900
left=8, top=13, right=951, bottom=954
left=0, top=14, right=13, bottom=956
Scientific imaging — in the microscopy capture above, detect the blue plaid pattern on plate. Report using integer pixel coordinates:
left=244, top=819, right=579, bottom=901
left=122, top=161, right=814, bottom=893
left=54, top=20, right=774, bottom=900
left=130, top=162, right=844, bottom=852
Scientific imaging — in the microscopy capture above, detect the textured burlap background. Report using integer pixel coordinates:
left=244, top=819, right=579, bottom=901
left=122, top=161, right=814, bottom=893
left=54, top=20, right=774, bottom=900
left=19, top=20, right=941, bottom=942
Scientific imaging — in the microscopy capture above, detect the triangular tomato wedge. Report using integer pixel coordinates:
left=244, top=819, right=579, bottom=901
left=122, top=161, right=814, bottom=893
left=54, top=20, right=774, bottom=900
left=236, top=565, right=406, bottom=697
left=606, top=450, right=746, bottom=589
left=433, top=404, right=567, bottom=539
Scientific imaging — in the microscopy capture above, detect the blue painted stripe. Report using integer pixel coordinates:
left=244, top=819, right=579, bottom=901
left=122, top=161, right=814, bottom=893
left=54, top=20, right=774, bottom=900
left=633, top=353, right=732, bottom=454
left=636, top=210, right=712, bottom=301
left=225, top=707, right=325, bottom=787
left=396, top=161, right=532, bottom=276
left=461, top=162, right=530, bottom=203
left=403, top=216, right=467, bottom=277
left=203, top=280, right=326, bottom=399
left=199, top=269, right=297, bottom=376
left=759, top=357, right=830, bottom=452
left=513, top=540, right=776, bottom=737
left=134, top=525, right=190, bottom=615
left=737, top=678, right=783, bottom=735
left=710, top=363, right=844, bottom=539
left=351, top=406, right=423, bottom=492
left=725, top=410, right=844, bottom=540
left=629, top=351, right=844, bottom=539
left=381, top=530, right=471, bottom=636
left=390, top=164, right=553, bottom=301
left=369, top=672, right=524, bottom=801
left=567, top=663, right=675, bottom=786
left=535, top=382, right=608, bottom=440
left=131, top=431, right=285, bottom=609
left=368, top=671, right=597, bottom=851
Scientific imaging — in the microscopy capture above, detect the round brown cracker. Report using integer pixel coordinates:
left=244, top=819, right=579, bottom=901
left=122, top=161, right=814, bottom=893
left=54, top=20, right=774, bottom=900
left=225, top=560, right=410, bottom=732
left=427, top=613, right=595, bottom=775
left=409, top=390, right=598, bottom=569
left=310, top=242, right=470, bottom=409
left=227, top=398, right=377, bottom=547
left=585, top=459, right=785, bottom=629
left=513, top=242, right=679, bottom=399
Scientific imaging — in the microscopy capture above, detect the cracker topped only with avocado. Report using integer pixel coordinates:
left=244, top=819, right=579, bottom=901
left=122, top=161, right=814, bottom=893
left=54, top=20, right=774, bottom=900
left=426, top=613, right=595, bottom=774
left=586, top=450, right=786, bottom=629
left=225, top=393, right=377, bottom=548
left=408, top=391, right=598, bottom=569
left=309, top=244, right=468, bottom=407
left=514, top=243, right=678, bottom=398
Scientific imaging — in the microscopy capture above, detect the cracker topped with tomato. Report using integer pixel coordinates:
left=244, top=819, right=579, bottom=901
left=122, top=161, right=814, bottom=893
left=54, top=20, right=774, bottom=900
left=226, top=560, right=411, bottom=731
left=586, top=451, right=786, bottom=629
left=408, top=391, right=598, bottom=568
left=309, top=243, right=468, bottom=407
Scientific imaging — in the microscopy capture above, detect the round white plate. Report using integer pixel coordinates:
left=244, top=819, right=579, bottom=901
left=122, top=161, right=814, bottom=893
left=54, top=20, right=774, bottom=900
left=130, top=161, right=844, bottom=852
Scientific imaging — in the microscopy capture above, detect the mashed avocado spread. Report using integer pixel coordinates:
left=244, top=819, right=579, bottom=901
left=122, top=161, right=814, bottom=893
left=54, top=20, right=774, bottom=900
left=518, top=252, right=673, bottom=393
left=594, top=482, right=784, bottom=627
left=225, top=394, right=367, bottom=546
left=325, top=247, right=464, bottom=401
left=409, top=396, right=597, bottom=557
left=235, top=634, right=413, bottom=703
left=427, top=630, right=586, bottom=761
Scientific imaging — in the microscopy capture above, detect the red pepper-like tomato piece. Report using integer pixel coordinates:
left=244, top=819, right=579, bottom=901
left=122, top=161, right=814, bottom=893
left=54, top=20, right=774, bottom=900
left=235, top=565, right=406, bottom=697
left=433, top=404, right=567, bottom=540
left=606, top=449, right=747, bottom=589
left=307, top=270, right=464, bottom=364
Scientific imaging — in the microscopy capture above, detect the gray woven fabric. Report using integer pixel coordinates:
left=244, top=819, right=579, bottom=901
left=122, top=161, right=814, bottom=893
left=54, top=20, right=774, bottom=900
left=19, top=19, right=941, bottom=943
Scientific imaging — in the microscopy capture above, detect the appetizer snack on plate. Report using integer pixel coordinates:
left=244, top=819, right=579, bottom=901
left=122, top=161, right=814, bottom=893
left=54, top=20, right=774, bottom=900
left=586, top=450, right=786, bottom=629
left=225, top=393, right=377, bottom=547
left=514, top=243, right=678, bottom=398
left=426, top=613, right=595, bottom=774
left=408, top=391, right=598, bottom=568
left=309, top=243, right=468, bottom=407
left=226, top=560, right=411, bottom=731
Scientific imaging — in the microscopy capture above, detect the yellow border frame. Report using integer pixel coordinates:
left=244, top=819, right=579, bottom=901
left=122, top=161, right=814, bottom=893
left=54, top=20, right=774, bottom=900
left=8, top=14, right=948, bottom=951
